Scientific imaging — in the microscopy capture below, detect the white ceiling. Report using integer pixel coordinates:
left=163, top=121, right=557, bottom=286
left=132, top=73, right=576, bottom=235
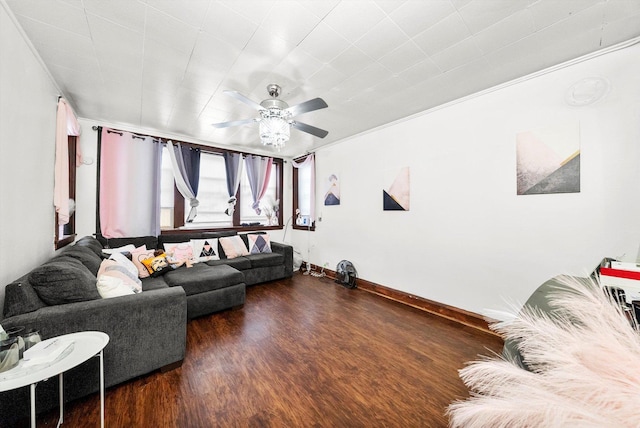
left=5, top=0, right=640, bottom=157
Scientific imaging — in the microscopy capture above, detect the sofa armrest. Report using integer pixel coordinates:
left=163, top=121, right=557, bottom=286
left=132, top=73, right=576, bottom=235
left=2, top=287, right=187, bottom=386
left=271, top=241, right=293, bottom=277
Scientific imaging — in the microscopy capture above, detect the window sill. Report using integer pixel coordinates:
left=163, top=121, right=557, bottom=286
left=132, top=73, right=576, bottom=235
left=292, top=224, right=315, bottom=232
left=55, top=234, right=76, bottom=250
left=161, top=225, right=283, bottom=235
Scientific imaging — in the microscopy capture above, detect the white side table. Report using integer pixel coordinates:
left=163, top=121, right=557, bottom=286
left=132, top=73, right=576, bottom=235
left=0, top=331, right=109, bottom=428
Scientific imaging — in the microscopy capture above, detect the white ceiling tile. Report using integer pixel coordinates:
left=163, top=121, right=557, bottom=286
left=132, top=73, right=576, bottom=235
left=323, top=1, right=386, bottom=43
left=458, top=0, right=530, bottom=33
left=335, top=63, right=392, bottom=95
left=378, top=40, right=427, bottom=75
left=298, top=22, right=351, bottom=63
left=272, top=47, right=324, bottom=82
left=413, top=12, right=472, bottom=56
left=172, top=87, right=212, bottom=114
left=83, top=0, right=147, bottom=33
left=601, top=11, right=640, bottom=46
left=431, top=37, right=484, bottom=72
left=374, top=0, right=407, bottom=14
left=390, top=0, right=455, bottom=37
left=482, top=35, right=546, bottom=82
left=451, top=0, right=474, bottom=8
left=219, top=0, right=276, bottom=25
left=261, top=1, right=322, bottom=45
left=604, top=0, right=640, bottom=19
left=144, top=8, right=200, bottom=54
left=39, top=47, right=100, bottom=74
left=354, top=17, right=410, bottom=60
left=298, top=0, right=341, bottom=18
left=243, top=27, right=296, bottom=64
left=189, top=32, right=242, bottom=74
left=472, top=9, right=535, bottom=54
left=307, top=65, right=349, bottom=91
left=527, top=0, right=603, bottom=30
left=201, top=1, right=259, bottom=50
left=7, top=0, right=90, bottom=37
left=145, top=0, right=211, bottom=27
left=12, top=16, right=93, bottom=54
left=396, top=58, right=442, bottom=85
left=86, top=13, right=144, bottom=66
left=329, top=46, right=375, bottom=78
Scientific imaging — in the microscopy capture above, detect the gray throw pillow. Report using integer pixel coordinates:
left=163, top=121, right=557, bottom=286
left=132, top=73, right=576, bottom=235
left=29, top=258, right=100, bottom=306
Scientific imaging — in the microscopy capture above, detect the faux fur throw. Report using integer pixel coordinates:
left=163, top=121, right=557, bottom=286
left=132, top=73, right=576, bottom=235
left=448, top=275, right=640, bottom=428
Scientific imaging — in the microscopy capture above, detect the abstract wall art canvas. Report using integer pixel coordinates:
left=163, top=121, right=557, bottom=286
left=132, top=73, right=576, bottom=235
left=516, top=122, right=580, bottom=195
left=383, top=167, right=410, bottom=211
left=324, top=173, right=340, bottom=206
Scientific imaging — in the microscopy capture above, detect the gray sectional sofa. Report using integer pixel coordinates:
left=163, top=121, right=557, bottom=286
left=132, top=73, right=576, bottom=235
left=0, top=231, right=293, bottom=424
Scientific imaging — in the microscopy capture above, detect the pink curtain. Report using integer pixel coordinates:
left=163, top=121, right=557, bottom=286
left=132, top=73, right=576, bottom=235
left=99, top=129, right=162, bottom=238
left=54, top=98, right=81, bottom=225
left=245, top=155, right=273, bottom=214
left=291, top=154, right=315, bottom=222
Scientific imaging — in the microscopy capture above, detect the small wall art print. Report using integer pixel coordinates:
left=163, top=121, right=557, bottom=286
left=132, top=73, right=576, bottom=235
left=516, top=122, right=580, bottom=195
left=324, top=173, right=340, bottom=206
left=383, top=167, right=410, bottom=211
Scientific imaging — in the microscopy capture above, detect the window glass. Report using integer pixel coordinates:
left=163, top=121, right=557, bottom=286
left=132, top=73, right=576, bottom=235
left=159, top=146, right=174, bottom=229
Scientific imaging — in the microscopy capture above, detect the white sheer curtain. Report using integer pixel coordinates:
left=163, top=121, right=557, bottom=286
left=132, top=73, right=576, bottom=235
left=245, top=155, right=273, bottom=214
left=166, top=140, right=199, bottom=222
left=99, top=129, right=162, bottom=238
left=54, top=98, right=81, bottom=225
left=223, top=152, right=243, bottom=216
left=291, top=153, right=315, bottom=222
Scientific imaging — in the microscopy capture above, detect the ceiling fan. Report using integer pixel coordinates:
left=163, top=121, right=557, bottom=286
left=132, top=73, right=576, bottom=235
left=212, top=84, right=329, bottom=151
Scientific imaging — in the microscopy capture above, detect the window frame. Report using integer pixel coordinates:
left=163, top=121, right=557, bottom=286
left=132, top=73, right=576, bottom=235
left=55, top=135, right=77, bottom=249
left=166, top=141, right=284, bottom=234
left=292, top=154, right=315, bottom=231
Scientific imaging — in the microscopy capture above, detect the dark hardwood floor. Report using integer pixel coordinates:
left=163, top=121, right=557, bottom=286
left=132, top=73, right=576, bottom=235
left=31, top=273, right=502, bottom=427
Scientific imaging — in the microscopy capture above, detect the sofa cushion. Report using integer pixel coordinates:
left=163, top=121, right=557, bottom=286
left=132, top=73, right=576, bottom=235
left=3, top=277, right=46, bottom=318
left=206, top=257, right=252, bottom=270
left=163, top=264, right=243, bottom=296
left=28, top=259, right=100, bottom=306
left=140, top=275, right=169, bottom=291
left=57, top=245, right=103, bottom=276
left=75, top=236, right=105, bottom=258
left=246, top=252, right=284, bottom=268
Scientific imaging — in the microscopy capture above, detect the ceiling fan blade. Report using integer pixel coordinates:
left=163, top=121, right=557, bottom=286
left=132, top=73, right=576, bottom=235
left=285, top=98, right=328, bottom=117
left=291, top=121, right=329, bottom=138
left=212, top=118, right=257, bottom=128
left=223, top=90, right=264, bottom=111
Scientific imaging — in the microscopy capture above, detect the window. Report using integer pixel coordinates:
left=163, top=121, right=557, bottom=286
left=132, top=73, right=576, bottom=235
left=55, top=136, right=77, bottom=249
left=159, top=142, right=283, bottom=231
left=240, top=167, right=278, bottom=225
left=292, top=154, right=315, bottom=231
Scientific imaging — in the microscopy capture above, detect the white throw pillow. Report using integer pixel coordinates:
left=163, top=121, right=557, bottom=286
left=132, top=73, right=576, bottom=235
left=191, top=239, right=220, bottom=262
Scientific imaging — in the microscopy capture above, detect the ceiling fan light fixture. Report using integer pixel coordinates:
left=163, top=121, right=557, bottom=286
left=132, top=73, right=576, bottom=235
left=259, top=116, right=290, bottom=151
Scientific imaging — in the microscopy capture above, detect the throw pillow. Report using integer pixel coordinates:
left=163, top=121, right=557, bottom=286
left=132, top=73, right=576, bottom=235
left=247, top=233, right=272, bottom=254
left=102, top=244, right=136, bottom=256
left=108, top=252, right=142, bottom=292
left=219, top=236, right=249, bottom=259
left=191, top=239, right=220, bottom=262
left=96, top=258, right=142, bottom=298
left=141, top=253, right=173, bottom=277
left=28, top=259, right=100, bottom=306
left=163, top=242, right=194, bottom=264
left=131, top=246, right=154, bottom=278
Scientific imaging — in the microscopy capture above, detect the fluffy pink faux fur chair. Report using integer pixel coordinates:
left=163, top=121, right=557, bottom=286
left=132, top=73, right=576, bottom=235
left=448, top=275, right=640, bottom=428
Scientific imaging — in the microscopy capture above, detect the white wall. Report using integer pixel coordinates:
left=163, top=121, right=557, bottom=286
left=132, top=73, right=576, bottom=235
left=0, top=3, right=61, bottom=314
left=296, top=43, right=640, bottom=318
